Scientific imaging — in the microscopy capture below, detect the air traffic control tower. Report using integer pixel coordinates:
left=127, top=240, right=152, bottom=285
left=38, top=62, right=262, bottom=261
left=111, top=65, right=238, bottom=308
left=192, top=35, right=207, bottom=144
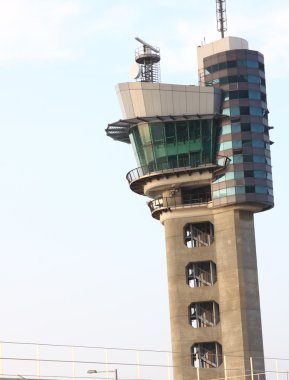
left=106, top=5, right=274, bottom=380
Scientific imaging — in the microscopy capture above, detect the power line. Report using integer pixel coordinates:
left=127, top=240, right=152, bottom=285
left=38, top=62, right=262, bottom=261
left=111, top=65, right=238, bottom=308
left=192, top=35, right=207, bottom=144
left=0, top=341, right=172, bottom=354
left=0, top=356, right=173, bottom=369
left=1, top=340, right=289, bottom=362
left=0, top=375, right=153, bottom=380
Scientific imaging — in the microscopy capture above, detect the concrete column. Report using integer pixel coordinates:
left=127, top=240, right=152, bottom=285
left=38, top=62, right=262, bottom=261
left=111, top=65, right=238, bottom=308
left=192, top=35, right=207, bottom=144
left=161, top=206, right=265, bottom=380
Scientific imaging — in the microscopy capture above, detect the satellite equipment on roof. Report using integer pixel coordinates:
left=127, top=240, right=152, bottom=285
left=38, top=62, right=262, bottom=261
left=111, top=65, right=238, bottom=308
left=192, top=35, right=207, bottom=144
left=130, top=37, right=160, bottom=83
left=216, top=0, right=227, bottom=38
left=130, top=63, right=141, bottom=80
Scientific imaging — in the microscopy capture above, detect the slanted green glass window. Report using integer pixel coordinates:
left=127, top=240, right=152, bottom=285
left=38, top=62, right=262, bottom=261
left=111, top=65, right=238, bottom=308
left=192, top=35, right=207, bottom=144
left=189, top=120, right=201, bottom=140
left=165, top=122, right=175, bottom=144
left=151, top=123, right=164, bottom=143
left=129, top=119, right=219, bottom=172
left=177, top=122, right=188, bottom=141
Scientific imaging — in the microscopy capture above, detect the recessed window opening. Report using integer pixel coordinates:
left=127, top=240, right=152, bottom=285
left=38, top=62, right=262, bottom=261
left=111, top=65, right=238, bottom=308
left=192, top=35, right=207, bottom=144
left=191, top=342, right=223, bottom=368
left=184, top=222, right=214, bottom=248
left=186, top=261, right=217, bottom=288
left=189, top=301, right=220, bottom=328
left=182, top=187, right=211, bottom=205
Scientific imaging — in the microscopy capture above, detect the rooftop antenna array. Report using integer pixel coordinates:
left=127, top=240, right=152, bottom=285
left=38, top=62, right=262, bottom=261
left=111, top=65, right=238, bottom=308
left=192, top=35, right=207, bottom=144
left=216, top=0, right=227, bottom=38
left=130, top=37, right=160, bottom=83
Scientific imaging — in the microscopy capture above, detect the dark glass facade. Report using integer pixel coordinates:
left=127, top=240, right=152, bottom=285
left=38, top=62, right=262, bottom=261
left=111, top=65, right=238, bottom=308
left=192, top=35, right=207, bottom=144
left=203, top=49, right=273, bottom=208
left=129, top=119, right=219, bottom=175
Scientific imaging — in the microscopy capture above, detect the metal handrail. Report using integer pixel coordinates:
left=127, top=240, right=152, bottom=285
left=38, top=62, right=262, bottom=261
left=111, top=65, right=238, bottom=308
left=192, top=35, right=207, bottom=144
left=126, top=161, right=217, bottom=184
left=126, top=155, right=230, bottom=185
left=192, top=351, right=222, bottom=368
left=148, top=193, right=211, bottom=213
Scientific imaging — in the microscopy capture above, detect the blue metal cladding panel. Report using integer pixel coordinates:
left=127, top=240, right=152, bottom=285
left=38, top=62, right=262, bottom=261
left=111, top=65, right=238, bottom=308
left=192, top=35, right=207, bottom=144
left=203, top=49, right=273, bottom=210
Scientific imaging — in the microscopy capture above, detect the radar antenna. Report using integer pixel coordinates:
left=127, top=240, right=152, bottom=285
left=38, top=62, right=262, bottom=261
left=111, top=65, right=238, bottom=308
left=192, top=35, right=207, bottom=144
left=132, top=37, right=161, bottom=83
left=135, top=37, right=160, bottom=54
left=216, top=0, right=227, bottom=38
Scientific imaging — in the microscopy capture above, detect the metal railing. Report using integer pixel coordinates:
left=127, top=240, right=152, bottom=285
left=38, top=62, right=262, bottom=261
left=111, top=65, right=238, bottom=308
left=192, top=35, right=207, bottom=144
left=188, top=266, right=214, bottom=287
left=192, top=351, right=223, bottom=368
left=126, top=161, right=216, bottom=185
left=148, top=193, right=211, bottom=214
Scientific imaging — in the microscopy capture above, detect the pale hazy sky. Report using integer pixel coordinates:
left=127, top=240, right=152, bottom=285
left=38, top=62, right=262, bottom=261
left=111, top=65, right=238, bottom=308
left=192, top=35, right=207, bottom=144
left=0, top=0, right=288, bottom=376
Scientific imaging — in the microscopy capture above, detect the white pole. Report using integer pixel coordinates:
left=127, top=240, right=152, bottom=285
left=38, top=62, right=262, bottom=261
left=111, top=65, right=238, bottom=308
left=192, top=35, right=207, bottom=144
left=167, top=352, right=171, bottom=380
left=0, top=343, right=3, bottom=376
left=137, top=351, right=141, bottom=380
left=105, top=350, right=109, bottom=380
left=36, top=344, right=40, bottom=379
left=224, top=355, right=227, bottom=380
left=250, top=357, right=254, bottom=380
left=72, top=347, right=76, bottom=378
left=275, top=360, right=279, bottom=380
left=197, top=353, right=200, bottom=380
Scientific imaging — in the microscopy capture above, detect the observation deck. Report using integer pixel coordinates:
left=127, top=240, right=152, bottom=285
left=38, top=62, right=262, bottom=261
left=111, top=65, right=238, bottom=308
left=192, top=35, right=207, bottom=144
left=126, top=160, right=227, bottom=195
left=147, top=191, right=212, bottom=220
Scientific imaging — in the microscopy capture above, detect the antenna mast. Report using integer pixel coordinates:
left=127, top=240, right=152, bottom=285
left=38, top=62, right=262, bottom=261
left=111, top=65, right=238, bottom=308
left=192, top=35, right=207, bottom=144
left=216, top=0, right=227, bottom=38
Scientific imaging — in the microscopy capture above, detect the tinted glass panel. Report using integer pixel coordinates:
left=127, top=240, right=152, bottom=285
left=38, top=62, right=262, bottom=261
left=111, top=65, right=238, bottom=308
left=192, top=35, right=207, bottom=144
left=151, top=124, right=164, bottom=143
left=177, top=122, right=188, bottom=140
left=247, top=60, right=259, bottom=68
left=249, top=90, right=261, bottom=100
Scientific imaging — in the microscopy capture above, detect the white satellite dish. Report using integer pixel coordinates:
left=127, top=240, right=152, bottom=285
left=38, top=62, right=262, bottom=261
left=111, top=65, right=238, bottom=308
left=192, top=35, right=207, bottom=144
left=130, top=63, right=141, bottom=80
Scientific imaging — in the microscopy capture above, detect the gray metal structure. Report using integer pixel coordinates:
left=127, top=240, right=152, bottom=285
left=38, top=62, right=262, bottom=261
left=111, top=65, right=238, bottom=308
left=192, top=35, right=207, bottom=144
left=134, top=37, right=160, bottom=83
left=216, top=0, right=227, bottom=38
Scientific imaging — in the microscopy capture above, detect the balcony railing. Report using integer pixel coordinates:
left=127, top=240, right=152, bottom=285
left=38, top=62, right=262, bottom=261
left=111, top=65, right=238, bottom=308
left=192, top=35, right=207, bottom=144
left=127, top=162, right=218, bottom=184
left=148, top=193, right=211, bottom=216
left=126, top=156, right=230, bottom=185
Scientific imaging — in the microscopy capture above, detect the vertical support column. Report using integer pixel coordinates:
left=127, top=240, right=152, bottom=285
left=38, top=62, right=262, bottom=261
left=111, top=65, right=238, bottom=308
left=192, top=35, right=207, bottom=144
left=137, top=351, right=141, bottom=380
left=167, top=352, right=171, bottom=380
left=162, top=207, right=223, bottom=380
left=224, top=356, right=227, bottom=380
left=36, top=344, right=40, bottom=379
left=72, top=346, right=76, bottom=378
left=250, top=357, right=254, bottom=380
left=210, top=261, right=213, bottom=285
left=215, top=208, right=265, bottom=378
left=0, top=343, right=3, bottom=376
left=105, top=349, right=109, bottom=380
